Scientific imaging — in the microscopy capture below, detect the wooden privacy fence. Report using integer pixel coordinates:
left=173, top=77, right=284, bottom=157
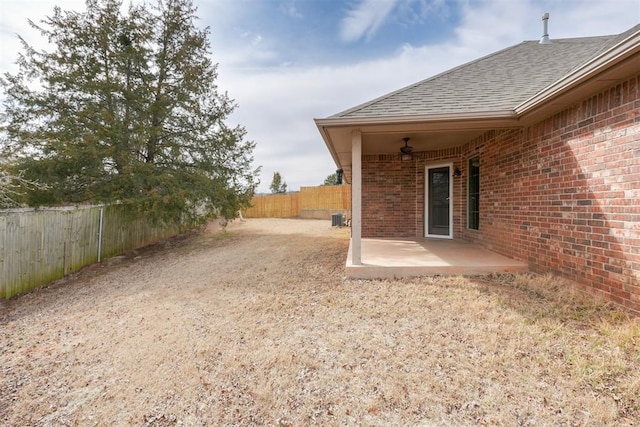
left=243, top=185, right=351, bottom=219
left=243, top=193, right=299, bottom=218
left=0, top=205, right=181, bottom=298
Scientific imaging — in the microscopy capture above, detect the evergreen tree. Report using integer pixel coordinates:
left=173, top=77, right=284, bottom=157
left=269, top=172, right=287, bottom=194
left=323, top=172, right=338, bottom=186
left=0, top=0, right=259, bottom=224
left=0, top=168, right=47, bottom=208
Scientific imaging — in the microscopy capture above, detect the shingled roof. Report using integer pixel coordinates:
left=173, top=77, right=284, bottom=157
left=316, top=23, right=640, bottom=181
left=331, top=25, right=640, bottom=119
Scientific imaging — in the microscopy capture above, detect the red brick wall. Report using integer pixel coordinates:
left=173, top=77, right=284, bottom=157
left=360, top=74, right=640, bottom=314
left=468, top=75, right=640, bottom=315
left=361, top=148, right=465, bottom=238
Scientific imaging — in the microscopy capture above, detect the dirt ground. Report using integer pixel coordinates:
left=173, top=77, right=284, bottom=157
left=1, top=218, right=639, bottom=426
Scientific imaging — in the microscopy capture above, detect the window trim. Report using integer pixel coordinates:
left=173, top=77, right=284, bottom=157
left=467, top=156, right=480, bottom=230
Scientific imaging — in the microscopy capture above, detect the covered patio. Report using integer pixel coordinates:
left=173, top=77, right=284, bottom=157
left=346, top=237, right=528, bottom=279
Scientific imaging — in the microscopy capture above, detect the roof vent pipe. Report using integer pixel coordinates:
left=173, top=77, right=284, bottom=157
left=539, top=12, right=551, bottom=44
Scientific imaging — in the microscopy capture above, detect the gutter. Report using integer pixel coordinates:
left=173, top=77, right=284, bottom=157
left=314, top=109, right=518, bottom=128
left=314, top=121, right=342, bottom=168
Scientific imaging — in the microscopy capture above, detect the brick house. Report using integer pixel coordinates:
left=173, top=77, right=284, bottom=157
left=315, top=23, right=640, bottom=315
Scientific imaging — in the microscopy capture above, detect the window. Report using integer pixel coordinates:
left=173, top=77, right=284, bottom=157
left=468, top=156, right=480, bottom=230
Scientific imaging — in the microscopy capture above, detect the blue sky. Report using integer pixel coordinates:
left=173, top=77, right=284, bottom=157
left=1, top=0, right=639, bottom=192
left=205, top=0, right=459, bottom=68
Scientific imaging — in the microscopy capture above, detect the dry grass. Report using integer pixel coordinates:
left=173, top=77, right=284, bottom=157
left=1, top=219, right=639, bottom=426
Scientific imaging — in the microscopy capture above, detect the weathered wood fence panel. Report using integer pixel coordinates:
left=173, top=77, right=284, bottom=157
left=99, top=205, right=180, bottom=260
left=243, top=185, right=351, bottom=219
left=0, top=205, right=181, bottom=298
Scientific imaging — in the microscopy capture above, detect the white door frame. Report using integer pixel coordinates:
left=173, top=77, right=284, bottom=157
left=425, top=162, right=454, bottom=239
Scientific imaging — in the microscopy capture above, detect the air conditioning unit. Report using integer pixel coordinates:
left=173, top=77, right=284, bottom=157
left=331, top=213, right=345, bottom=227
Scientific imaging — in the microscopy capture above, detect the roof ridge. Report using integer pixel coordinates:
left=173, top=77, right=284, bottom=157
left=579, top=23, right=640, bottom=64
left=328, top=23, right=636, bottom=120
left=524, top=34, right=618, bottom=43
left=332, top=41, right=532, bottom=118
left=517, top=23, right=640, bottom=112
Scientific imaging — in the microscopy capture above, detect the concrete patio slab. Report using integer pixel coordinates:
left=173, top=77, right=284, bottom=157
left=346, top=238, right=528, bottom=279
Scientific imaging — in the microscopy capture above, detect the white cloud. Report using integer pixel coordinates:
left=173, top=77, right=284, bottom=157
left=0, top=1, right=73, bottom=74
left=455, top=0, right=535, bottom=48
left=251, top=34, right=263, bottom=46
left=279, top=1, right=303, bottom=19
left=339, top=0, right=399, bottom=42
left=396, top=0, right=449, bottom=26
left=218, top=43, right=483, bottom=192
left=454, top=0, right=639, bottom=47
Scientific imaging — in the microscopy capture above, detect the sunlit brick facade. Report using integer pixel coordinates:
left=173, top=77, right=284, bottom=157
left=361, top=74, right=640, bottom=314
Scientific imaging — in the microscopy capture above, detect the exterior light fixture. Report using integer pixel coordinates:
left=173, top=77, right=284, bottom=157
left=400, top=137, right=413, bottom=161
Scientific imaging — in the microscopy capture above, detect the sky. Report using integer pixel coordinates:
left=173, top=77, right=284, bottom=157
left=0, top=0, right=639, bottom=193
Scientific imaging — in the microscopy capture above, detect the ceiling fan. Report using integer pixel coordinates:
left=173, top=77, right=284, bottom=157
left=400, top=137, right=413, bottom=154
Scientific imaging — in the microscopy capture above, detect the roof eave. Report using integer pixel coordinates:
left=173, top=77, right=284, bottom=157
left=315, top=110, right=518, bottom=128
left=314, top=118, right=342, bottom=169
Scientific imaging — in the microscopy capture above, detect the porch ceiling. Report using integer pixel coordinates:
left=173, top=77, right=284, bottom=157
left=353, top=129, right=484, bottom=154
left=316, top=115, right=521, bottom=183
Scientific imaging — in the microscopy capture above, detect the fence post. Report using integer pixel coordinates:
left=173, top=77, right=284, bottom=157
left=97, top=206, right=104, bottom=262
